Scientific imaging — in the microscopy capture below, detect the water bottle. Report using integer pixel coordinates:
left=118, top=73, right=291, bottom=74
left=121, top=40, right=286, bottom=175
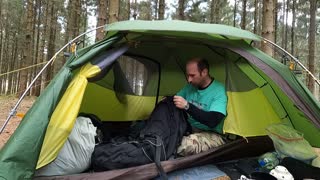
left=258, top=152, right=280, bottom=170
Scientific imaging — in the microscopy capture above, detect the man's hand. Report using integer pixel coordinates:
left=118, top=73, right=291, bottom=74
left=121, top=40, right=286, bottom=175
left=173, top=95, right=188, bottom=109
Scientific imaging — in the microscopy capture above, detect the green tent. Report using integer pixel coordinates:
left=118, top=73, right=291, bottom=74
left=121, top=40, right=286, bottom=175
left=1, top=20, right=320, bottom=179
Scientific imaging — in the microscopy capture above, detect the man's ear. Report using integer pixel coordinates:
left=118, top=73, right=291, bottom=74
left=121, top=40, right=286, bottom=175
left=201, top=69, right=208, bottom=76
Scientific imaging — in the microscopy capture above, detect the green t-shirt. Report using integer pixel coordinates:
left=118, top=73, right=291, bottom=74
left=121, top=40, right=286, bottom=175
left=177, top=80, right=227, bottom=133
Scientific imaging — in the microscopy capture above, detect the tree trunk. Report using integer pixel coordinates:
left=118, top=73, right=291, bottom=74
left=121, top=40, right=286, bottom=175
left=291, top=0, right=296, bottom=55
left=32, top=0, right=42, bottom=96
left=133, top=0, right=137, bottom=20
left=241, top=0, right=247, bottom=29
left=8, top=36, right=18, bottom=95
left=307, top=0, right=316, bottom=94
left=0, top=0, right=3, bottom=94
left=210, top=0, right=220, bottom=24
left=127, top=0, right=130, bottom=20
left=29, top=0, right=38, bottom=95
left=274, top=0, right=278, bottom=44
left=15, top=60, right=21, bottom=94
left=281, top=0, right=285, bottom=49
left=39, top=0, right=48, bottom=92
left=284, top=0, right=289, bottom=51
left=0, top=0, right=2, bottom=57
left=45, top=1, right=57, bottom=87
left=253, top=0, right=258, bottom=34
left=261, top=0, right=274, bottom=56
left=258, top=0, right=263, bottom=35
left=65, top=0, right=81, bottom=46
left=178, top=0, right=185, bottom=20
left=154, top=0, right=158, bottom=19
left=233, top=0, right=237, bottom=27
left=158, top=0, right=165, bottom=20
left=1, top=31, right=9, bottom=94
left=82, top=0, right=88, bottom=43
left=1, top=17, right=11, bottom=94
left=64, top=0, right=73, bottom=46
left=75, top=0, right=81, bottom=37
left=2, top=36, right=9, bottom=94
left=96, top=0, right=108, bottom=41
left=18, top=0, right=34, bottom=97
left=109, top=0, right=119, bottom=23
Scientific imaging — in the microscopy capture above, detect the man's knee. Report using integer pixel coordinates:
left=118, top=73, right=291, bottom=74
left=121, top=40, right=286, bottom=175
left=177, top=132, right=225, bottom=156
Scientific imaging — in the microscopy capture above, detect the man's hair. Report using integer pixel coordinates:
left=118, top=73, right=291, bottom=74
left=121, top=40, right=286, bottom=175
left=189, top=57, right=210, bottom=73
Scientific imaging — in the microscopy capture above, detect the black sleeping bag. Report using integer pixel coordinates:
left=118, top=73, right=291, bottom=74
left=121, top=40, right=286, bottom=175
left=91, top=96, right=190, bottom=172
left=280, top=157, right=320, bottom=179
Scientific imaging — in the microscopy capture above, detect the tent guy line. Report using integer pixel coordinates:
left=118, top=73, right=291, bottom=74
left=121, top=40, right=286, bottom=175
left=0, top=26, right=105, bottom=134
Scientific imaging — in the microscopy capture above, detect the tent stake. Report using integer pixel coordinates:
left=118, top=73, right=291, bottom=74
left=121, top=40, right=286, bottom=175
left=0, top=26, right=105, bottom=134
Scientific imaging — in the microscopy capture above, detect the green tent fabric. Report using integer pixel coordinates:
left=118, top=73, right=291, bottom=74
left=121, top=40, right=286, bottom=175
left=0, top=36, right=121, bottom=179
left=0, top=20, right=319, bottom=180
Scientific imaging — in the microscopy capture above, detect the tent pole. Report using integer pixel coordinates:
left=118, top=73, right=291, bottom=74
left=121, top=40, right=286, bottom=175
left=262, top=38, right=320, bottom=86
left=0, top=25, right=105, bottom=134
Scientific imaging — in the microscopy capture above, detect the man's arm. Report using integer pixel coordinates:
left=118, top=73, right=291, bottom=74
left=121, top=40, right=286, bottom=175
left=173, top=96, right=225, bottom=128
left=187, top=103, right=225, bottom=128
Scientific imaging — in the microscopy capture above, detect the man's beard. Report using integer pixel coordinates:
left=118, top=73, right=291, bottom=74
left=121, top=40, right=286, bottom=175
left=190, top=81, right=201, bottom=88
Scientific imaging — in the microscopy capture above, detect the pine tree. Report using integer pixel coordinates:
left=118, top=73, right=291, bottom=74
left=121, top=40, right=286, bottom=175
left=96, top=0, right=108, bottom=41
left=158, top=0, right=165, bottom=20
left=18, top=0, right=34, bottom=97
left=241, top=0, right=247, bottom=29
left=109, top=0, right=119, bottom=23
left=178, top=0, right=185, bottom=20
left=307, top=0, right=317, bottom=94
left=261, top=0, right=274, bottom=56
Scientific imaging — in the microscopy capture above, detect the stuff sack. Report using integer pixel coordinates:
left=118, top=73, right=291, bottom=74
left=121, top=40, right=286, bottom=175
left=35, top=116, right=97, bottom=176
left=91, top=96, right=189, bottom=171
left=266, top=124, right=317, bottom=163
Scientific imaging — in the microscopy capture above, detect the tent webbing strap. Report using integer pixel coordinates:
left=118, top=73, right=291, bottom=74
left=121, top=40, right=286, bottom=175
left=155, top=135, right=168, bottom=180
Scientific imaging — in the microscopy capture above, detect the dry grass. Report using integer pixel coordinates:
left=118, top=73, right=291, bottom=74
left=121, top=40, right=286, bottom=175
left=0, top=96, right=36, bottom=149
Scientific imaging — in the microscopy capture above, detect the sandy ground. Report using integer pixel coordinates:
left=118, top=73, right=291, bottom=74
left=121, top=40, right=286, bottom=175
left=0, top=96, right=36, bottom=149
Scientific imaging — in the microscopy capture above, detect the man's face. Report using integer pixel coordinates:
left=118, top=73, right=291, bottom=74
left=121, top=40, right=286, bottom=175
left=186, top=62, right=205, bottom=88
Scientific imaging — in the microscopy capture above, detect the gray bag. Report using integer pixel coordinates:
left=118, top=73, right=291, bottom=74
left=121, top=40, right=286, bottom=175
left=35, top=116, right=96, bottom=176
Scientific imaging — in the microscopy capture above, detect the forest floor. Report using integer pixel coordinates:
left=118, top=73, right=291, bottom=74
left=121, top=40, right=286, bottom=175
left=0, top=96, right=36, bottom=149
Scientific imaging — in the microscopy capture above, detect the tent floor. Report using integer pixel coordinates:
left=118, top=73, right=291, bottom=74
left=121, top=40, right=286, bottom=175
left=34, top=136, right=274, bottom=180
left=216, top=157, right=263, bottom=179
left=154, top=164, right=229, bottom=179
left=159, top=157, right=269, bottom=180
